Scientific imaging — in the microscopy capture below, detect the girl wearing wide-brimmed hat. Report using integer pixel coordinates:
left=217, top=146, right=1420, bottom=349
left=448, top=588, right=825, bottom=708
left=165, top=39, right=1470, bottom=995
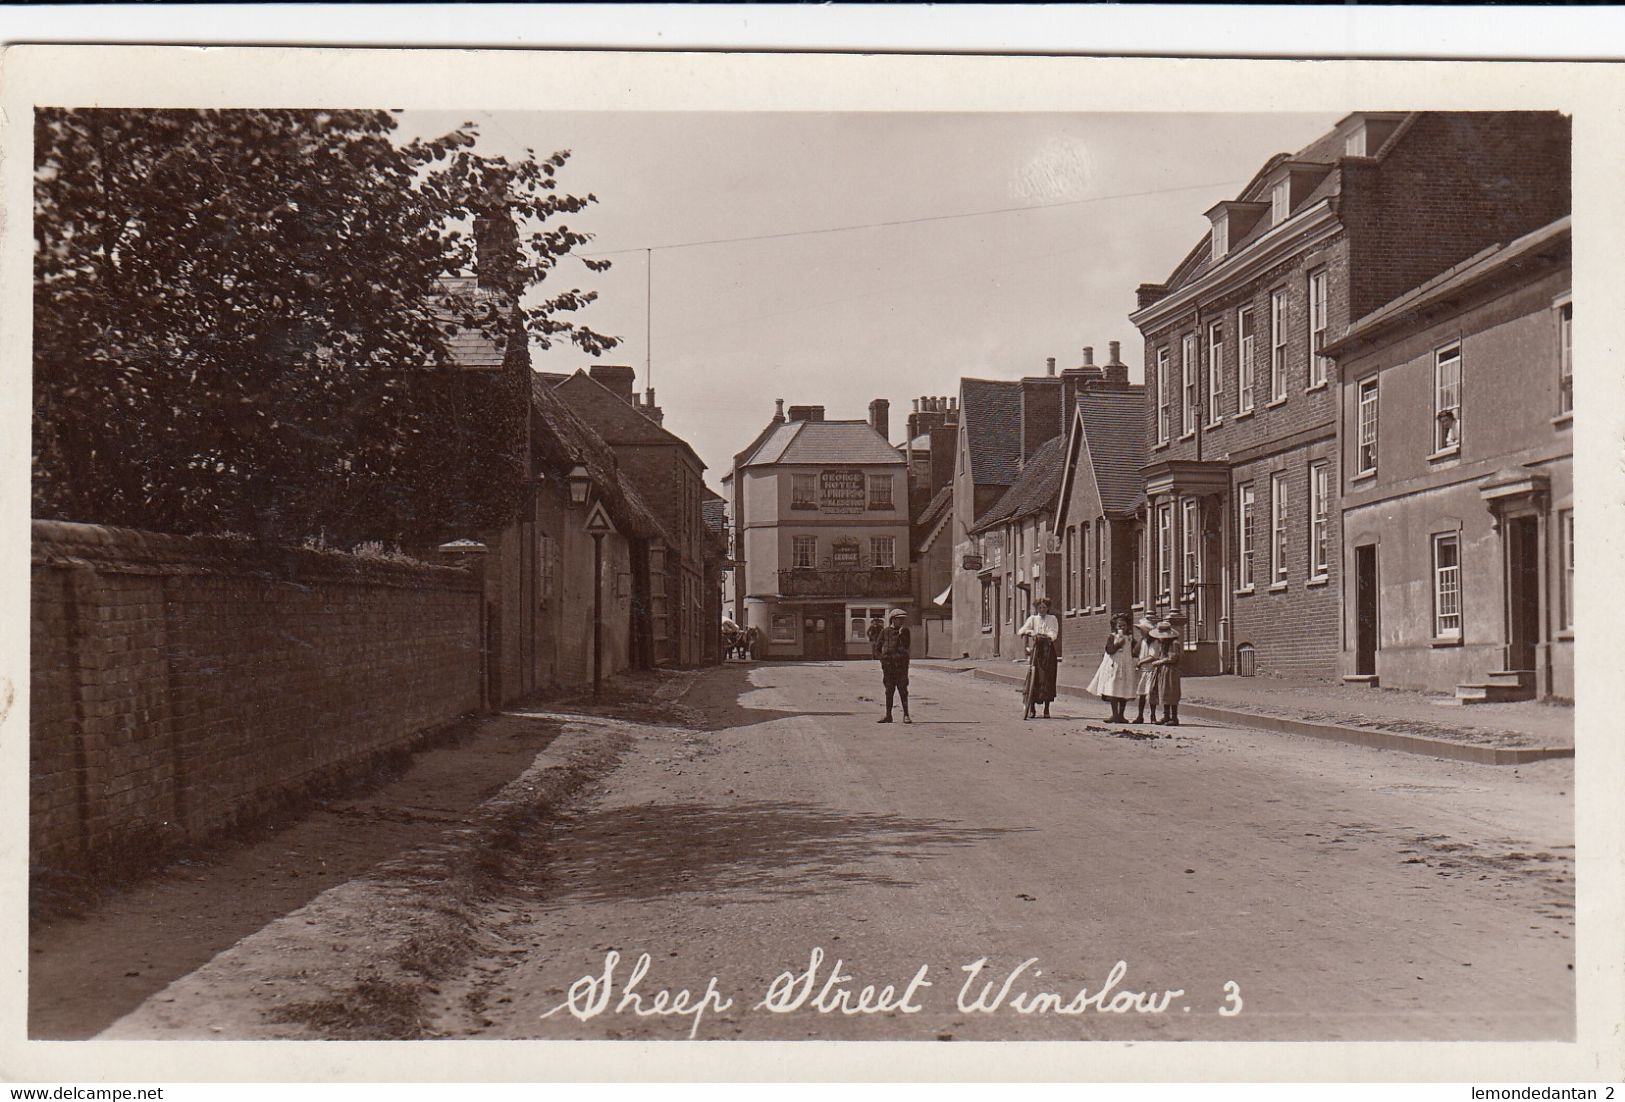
left=1087, top=612, right=1139, bottom=723
left=1131, top=616, right=1160, bottom=724
left=1149, top=617, right=1182, bottom=726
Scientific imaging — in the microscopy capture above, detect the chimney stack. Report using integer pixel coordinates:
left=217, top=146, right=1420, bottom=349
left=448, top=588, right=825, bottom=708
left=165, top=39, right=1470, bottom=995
left=774, top=398, right=785, bottom=422
left=1046, top=357, right=1057, bottom=376
left=1019, top=373, right=1064, bottom=462
left=787, top=405, right=825, bottom=423
left=1103, top=340, right=1130, bottom=386
left=588, top=364, right=637, bottom=404
left=869, top=398, right=890, bottom=441
left=1082, top=346, right=1095, bottom=366
left=472, top=187, right=520, bottom=297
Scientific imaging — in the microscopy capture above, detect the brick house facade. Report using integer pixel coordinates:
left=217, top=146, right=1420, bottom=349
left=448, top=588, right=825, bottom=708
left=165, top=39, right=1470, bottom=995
left=1129, top=110, right=1571, bottom=679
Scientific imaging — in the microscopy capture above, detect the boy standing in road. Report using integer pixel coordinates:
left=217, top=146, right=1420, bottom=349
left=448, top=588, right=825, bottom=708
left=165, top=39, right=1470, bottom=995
left=877, top=608, right=912, bottom=724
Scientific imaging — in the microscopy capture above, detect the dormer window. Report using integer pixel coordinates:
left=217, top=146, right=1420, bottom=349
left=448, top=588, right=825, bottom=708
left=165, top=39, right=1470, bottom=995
left=1271, top=178, right=1290, bottom=226
left=1344, top=127, right=1366, bottom=157
left=1210, top=216, right=1229, bottom=262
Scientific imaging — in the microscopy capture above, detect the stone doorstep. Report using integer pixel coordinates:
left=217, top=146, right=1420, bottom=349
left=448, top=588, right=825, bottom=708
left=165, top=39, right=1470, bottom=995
left=968, top=667, right=1573, bottom=767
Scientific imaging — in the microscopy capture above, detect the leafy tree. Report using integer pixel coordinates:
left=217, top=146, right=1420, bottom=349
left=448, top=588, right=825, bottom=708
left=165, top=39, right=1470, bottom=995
left=33, top=108, right=617, bottom=543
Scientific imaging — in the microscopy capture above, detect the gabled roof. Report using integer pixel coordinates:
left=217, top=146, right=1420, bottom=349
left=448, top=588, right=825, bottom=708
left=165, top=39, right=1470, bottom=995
left=528, top=374, right=669, bottom=543
left=744, top=419, right=907, bottom=467
left=970, top=434, right=1067, bottom=534
left=959, top=378, right=1023, bottom=487
left=552, top=369, right=706, bottom=472
left=1056, top=386, right=1148, bottom=526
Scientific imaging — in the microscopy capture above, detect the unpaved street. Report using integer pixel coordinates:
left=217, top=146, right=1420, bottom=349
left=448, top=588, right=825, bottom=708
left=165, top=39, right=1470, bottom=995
left=430, top=661, right=1574, bottom=1041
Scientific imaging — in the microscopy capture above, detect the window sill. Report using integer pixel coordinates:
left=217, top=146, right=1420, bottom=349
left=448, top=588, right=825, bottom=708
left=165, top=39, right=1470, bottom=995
left=981, top=627, right=993, bottom=635
left=1064, top=610, right=1077, bottom=619
left=1268, top=581, right=1288, bottom=593
left=1235, top=409, right=1255, bottom=421
left=1306, top=575, right=1329, bottom=589
left=1234, top=586, right=1256, bottom=597
left=1552, top=411, right=1573, bottom=428
left=1152, top=440, right=1171, bottom=452
left=1093, top=605, right=1108, bottom=614
left=1304, top=381, right=1329, bottom=394
left=1180, top=431, right=1196, bottom=442
left=1557, top=630, right=1574, bottom=642
left=1131, top=602, right=1145, bottom=611
left=1264, top=397, right=1288, bottom=409
left=1350, top=469, right=1377, bottom=485
left=1427, top=445, right=1461, bottom=463
left=1206, top=418, right=1224, bottom=430
left=1429, top=635, right=1463, bottom=648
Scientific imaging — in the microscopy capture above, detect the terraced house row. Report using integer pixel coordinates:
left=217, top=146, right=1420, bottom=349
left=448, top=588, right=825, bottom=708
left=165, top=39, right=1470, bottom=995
left=947, top=110, right=1573, bottom=701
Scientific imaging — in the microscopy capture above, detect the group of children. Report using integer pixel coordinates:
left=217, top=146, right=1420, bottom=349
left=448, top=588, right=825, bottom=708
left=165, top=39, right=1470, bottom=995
left=1085, top=612, right=1183, bottom=726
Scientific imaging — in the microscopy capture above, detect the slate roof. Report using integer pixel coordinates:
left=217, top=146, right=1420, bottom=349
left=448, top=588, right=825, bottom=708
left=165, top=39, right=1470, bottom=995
left=434, top=276, right=509, bottom=369
left=970, top=435, right=1067, bottom=534
left=1076, top=387, right=1148, bottom=517
left=744, top=420, right=907, bottom=467
left=959, top=378, right=1023, bottom=487
left=528, top=374, right=669, bottom=543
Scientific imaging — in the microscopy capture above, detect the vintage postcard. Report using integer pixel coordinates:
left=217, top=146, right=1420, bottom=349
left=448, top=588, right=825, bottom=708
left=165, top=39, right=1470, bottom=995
left=2, top=44, right=1622, bottom=1085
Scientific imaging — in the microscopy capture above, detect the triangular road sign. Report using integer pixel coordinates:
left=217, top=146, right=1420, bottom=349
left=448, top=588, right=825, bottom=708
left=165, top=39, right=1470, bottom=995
left=584, top=499, right=617, bottom=536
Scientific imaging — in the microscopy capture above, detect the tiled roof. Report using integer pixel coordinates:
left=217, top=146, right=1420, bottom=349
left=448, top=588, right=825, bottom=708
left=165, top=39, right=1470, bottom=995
left=960, top=378, right=1023, bottom=487
left=744, top=420, right=907, bottom=467
left=971, top=434, right=1067, bottom=533
left=915, top=484, right=953, bottom=554
left=1077, top=387, right=1148, bottom=516
left=528, top=374, right=670, bottom=543
left=701, top=495, right=726, bottom=533
left=553, top=369, right=706, bottom=472
left=434, top=276, right=508, bottom=369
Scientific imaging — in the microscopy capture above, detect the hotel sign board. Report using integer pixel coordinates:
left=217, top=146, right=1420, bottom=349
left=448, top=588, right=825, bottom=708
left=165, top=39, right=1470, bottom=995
left=818, top=470, right=866, bottom=514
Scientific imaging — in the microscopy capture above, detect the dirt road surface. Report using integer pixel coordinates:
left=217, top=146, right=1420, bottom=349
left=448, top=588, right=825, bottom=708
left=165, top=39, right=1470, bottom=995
left=99, top=661, right=1574, bottom=1042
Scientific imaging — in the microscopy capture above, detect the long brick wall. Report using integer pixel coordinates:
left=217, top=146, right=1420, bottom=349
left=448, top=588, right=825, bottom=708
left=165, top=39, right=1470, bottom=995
left=30, top=522, right=482, bottom=882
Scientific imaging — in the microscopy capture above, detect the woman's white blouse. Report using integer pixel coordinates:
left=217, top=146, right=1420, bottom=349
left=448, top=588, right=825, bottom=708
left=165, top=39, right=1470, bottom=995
left=1018, top=614, right=1060, bottom=640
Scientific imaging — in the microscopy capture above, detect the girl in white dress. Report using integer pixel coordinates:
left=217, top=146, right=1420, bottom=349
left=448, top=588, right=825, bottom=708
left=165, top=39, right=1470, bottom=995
left=1086, top=612, right=1139, bottom=723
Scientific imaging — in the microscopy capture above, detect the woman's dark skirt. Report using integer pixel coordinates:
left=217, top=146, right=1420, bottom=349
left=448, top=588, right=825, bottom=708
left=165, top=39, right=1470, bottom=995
left=1029, top=636, right=1058, bottom=704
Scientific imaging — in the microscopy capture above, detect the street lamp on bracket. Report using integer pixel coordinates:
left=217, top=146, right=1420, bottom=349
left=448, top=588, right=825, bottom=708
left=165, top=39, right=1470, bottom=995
left=566, top=464, right=592, bottom=506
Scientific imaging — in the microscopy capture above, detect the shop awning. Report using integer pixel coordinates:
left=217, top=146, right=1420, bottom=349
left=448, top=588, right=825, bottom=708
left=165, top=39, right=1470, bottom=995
left=933, top=584, right=952, bottom=607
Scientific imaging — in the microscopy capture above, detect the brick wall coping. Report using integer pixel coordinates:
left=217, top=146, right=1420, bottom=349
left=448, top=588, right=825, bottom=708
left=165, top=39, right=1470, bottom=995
left=31, top=520, right=480, bottom=591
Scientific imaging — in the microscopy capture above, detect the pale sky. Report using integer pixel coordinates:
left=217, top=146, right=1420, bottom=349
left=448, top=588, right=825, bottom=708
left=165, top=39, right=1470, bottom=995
left=396, top=111, right=1344, bottom=490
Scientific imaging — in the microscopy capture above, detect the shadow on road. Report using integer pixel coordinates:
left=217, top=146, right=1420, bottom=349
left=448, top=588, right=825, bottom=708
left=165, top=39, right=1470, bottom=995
left=675, top=663, right=856, bottom=731
left=538, top=799, right=1026, bottom=905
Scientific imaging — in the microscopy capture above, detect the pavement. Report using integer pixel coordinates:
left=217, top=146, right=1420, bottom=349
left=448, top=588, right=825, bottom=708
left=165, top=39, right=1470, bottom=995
left=919, top=657, right=1574, bottom=765
left=97, top=660, right=1575, bottom=1051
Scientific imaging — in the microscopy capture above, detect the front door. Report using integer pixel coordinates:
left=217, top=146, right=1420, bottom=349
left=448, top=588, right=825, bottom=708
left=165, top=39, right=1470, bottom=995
left=803, top=607, right=841, bottom=660
left=1507, top=517, right=1541, bottom=672
left=1355, top=544, right=1378, bottom=676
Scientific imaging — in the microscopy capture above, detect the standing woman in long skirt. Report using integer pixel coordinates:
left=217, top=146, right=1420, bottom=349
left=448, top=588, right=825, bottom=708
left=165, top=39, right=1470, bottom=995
left=1018, top=596, right=1061, bottom=720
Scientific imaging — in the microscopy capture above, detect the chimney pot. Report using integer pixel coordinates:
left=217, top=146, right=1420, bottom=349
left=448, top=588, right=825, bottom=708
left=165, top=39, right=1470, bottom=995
left=774, top=398, right=785, bottom=421
left=1108, top=340, right=1122, bottom=364
left=1083, top=346, right=1094, bottom=366
left=1046, top=357, right=1057, bottom=376
left=912, top=398, right=920, bottom=412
